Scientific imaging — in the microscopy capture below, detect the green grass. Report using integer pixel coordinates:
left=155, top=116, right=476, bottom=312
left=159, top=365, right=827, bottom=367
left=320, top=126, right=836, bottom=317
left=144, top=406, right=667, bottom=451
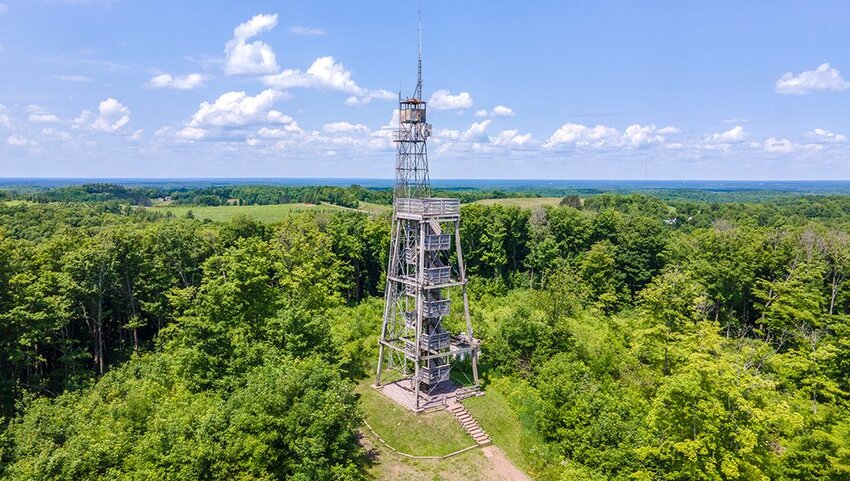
left=463, top=387, right=540, bottom=476
left=2, top=200, right=35, bottom=206
left=472, top=197, right=563, bottom=209
left=356, top=381, right=473, bottom=456
left=148, top=203, right=349, bottom=222
left=147, top=201, right=392, bottom=222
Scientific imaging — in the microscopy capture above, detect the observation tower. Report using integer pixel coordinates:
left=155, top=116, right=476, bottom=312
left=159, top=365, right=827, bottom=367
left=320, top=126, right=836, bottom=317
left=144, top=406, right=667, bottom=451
left=374, top=15, right=481, bottom=412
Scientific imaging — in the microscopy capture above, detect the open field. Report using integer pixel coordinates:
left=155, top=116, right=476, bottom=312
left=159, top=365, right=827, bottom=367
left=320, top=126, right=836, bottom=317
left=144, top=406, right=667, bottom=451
left=472, top=197, right=563, bottom=208
left=146, top=201, right=390, bottom=222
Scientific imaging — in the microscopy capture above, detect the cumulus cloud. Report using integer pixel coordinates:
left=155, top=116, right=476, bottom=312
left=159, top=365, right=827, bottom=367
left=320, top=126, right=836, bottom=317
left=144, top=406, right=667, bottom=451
left=263, top=56, right=393, bottom=105
left=290, top=26, right=325, bottom=36
left=492, top=129, right=533, bottom=146
left=544, top=123, right=674, bottom=149
left=776, top=63, right=850, bottom=95
left=805, top=128, right=847, bottom=143
left=428, top=90, right=473, bottom=110
left=0, top=104, right=12, bottom=129
left=148, top=73, right=207, bottom=90
left=323, top=121, right=369, bottom=134
left=176, top=89, right=293, bottom=140
left=7, top=134, right=37, bottom=147
left=492, top=105, right=515, bottom=117
left=224, top=13, right=280, bottom=75
left=764, top=137, right=796, bottom=153
left=41, top=127, right=72, bottom=141
left=27, top=105, right=60, bottom=123
left=90, top=98, right=131, bottom=133
left=710, top=125, right=747, bottom=143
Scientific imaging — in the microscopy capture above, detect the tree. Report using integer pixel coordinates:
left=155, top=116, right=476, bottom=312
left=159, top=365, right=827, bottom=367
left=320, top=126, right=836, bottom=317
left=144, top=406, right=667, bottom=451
left=580, top=241, right=627, bottom=313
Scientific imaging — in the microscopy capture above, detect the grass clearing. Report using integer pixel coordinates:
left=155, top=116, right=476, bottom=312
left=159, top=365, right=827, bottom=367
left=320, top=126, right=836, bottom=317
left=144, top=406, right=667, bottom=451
left=472, top=197, right=563, bottom=209
left=356, top=381, right=472, bottom=457
left=148, top=202, right=350, bottom=222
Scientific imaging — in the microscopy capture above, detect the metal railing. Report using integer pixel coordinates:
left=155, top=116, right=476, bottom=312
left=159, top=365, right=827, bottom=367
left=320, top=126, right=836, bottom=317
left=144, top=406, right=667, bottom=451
left=421, top=331, right=450, bottom=351
left=423, top=234, right=451, bottom=251
left=394, top=198, right=460, bottom=217
left=420, top=364, right=452, bottom=386
left=422, top=299, right=450, bottom=318
left=423, top=266, right=451, bottom=285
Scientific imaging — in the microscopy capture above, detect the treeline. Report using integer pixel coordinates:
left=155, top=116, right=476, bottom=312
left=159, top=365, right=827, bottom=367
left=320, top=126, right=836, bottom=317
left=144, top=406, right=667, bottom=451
left=10, top=182, right=548, bottom=209
left=25, top=184, right=159, bottom=206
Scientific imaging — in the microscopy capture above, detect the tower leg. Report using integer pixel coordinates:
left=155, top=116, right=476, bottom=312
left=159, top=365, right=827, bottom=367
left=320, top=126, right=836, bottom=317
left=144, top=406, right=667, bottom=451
left=376, top=218, right=401, bottom=386
left=454, top=221, right=479, bottom=385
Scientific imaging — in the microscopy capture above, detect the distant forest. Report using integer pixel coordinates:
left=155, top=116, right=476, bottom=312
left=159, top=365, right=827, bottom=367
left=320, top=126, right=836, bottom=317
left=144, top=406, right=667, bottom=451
left=0, top=185, right=849, bottom=479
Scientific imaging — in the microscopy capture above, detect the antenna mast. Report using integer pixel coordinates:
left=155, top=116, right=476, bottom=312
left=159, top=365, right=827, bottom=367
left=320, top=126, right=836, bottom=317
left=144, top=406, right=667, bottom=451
left=415, top=7, right=423, bottom=100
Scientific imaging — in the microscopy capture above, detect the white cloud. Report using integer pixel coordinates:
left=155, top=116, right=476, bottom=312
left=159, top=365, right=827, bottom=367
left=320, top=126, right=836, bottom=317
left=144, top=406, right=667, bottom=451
left=492, top=129, right=533, bottom=146
left=544, top=123, right=673, bottom=149
left=55, top=74, right=93, bottom=82
left=28, top=113, right=60, bottom=123
left=0, top=104, right=11, bottom=129
left=263, top=56, right=392, bottom=105
left=428, top=90, right=473, bottom=110
left=27, top=106, right=60, bottom=124
left=657, top=126, right=680, bottom=134
left=188, top=89, right=284, bottom=128
left=474, top=109, right=489, bottom=117
left=41, top=127, right=72, bottom=141
left=764, top=137, right=796, bottom=153
left=176, top=89, right=293, bottom=140
left=290, top=26, right=325, bottom=36
left=805, top=128, right=847, bottom=143
left=776, top=63, right=850, bottom=95
left=224, top=13, right=280, bottom=75
left=323, top=121, right=369, bottom=134
left=710, top=125, right=747, bottom=143
left=545, top=123, right=619, bottom=148
left=492, top=105, right=515, bottom=117
left=148, top=73, right=207, bottom=90
left=175, top=127, right=206, bottom=140
left=7, top=134, right=37, bottom=147
left=90, top=98, right=130, bottom=133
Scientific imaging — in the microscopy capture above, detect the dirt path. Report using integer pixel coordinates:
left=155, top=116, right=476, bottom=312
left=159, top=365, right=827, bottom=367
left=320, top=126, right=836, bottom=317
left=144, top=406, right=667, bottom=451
left=480, top=445, right=533, bottom=481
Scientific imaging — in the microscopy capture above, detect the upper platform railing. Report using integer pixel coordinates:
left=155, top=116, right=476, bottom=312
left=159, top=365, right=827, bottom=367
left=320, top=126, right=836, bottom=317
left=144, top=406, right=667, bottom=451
left=394, top=198, right=460, bottom=218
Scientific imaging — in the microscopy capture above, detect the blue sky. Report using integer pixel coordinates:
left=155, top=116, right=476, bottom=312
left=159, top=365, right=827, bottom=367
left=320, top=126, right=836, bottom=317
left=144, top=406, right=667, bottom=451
left=2, top=0, right=850, bottom=179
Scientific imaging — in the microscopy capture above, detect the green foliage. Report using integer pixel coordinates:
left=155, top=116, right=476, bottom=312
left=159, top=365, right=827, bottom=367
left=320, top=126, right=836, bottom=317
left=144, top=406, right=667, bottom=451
left=4, top=187, right=850, bottom=480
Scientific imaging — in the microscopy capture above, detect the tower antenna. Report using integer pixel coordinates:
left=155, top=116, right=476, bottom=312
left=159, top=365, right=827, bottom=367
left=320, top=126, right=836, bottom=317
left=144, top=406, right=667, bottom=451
left=415, top=4, right=423, bottom=100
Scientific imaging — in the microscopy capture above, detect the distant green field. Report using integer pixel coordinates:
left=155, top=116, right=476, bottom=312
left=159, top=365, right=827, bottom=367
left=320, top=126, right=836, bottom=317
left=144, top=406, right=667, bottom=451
left=473, top=197, right=563, bottom=208
left=148, top=203, right=348, bottom=223
left=145, top=201, right=393, bottom=223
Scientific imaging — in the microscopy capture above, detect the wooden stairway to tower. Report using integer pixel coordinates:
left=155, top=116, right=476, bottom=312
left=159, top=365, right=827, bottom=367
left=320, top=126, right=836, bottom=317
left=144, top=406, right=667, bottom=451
left=447, top=402, right=491, bottom=446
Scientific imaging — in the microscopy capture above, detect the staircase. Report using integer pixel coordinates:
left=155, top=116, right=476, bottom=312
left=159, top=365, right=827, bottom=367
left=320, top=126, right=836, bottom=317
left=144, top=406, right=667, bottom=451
left=447, top=401, right=491, bottom=446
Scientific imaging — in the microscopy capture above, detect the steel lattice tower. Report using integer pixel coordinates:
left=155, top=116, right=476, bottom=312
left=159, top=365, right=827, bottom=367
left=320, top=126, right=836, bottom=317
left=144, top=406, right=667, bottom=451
left=375, top=16, right=480, bottom=411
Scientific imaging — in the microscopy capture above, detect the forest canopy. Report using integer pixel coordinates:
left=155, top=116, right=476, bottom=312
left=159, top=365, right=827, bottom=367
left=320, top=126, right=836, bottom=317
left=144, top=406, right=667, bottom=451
left=0, top=188, right=849, bottom=480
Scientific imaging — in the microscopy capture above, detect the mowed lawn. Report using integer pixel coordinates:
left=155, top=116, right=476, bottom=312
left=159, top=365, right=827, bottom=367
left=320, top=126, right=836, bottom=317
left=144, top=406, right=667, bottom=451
left=148, top=201, right=390, bottom=223
left=472, top=197, right=564, bottom=208
left=356, top=381, right=473, bottom=456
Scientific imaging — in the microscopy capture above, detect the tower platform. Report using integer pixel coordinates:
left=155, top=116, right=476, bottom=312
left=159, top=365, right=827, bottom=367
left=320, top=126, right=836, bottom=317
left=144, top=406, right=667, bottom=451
left=374, top=379, right=481, bottom=414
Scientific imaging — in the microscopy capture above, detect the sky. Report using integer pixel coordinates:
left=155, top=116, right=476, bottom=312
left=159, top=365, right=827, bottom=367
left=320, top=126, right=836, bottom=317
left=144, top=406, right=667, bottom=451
left=2, top=0, right=850, bottom=180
